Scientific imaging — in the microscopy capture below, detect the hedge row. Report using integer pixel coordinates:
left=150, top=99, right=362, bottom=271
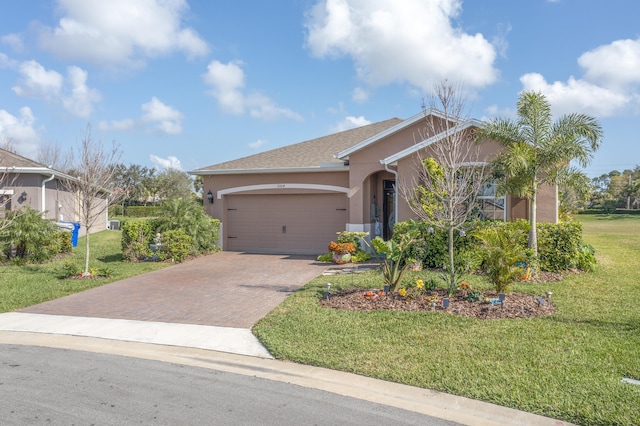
left=121, top=217, right=220, bottom=263
left=393, top=219, right=594, bottom=273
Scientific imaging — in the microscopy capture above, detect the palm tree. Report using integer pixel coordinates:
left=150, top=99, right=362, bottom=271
left=477, top=91, right=603, bottom=257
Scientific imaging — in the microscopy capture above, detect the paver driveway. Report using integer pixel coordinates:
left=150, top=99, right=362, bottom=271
left=20, top=252, right=334, bottom=329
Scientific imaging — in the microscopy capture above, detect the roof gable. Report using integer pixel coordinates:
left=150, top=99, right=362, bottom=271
left=0, top=148, right=46, bottom=168
left=191, top=118, right=403, bottom=175
left=335, top=109, right=452, bottom=160
left=381, top=119, right=482, bottom=165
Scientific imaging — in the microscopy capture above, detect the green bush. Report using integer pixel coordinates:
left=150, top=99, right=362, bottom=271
left=155, top=198, right=220, bottom=253
left=109, top=204, right=123, bottom=216
left=474, top=226, right=528, bottom=293
left=57, top=231, right=72, bottom=254
left=0, top=207, right=62, bottom=263
left=576, top=243, right=597, bottom=272
left=159, top=229, right=193, bottom=263
left=124, top=205, right=161, bottom=218
left=62, top=260, right=81, bottom=277
left=537, top=221, right=585, bottom=272
left=393, top=219, right=494, bottom=270
left=121, top=219, right=154, bottom=261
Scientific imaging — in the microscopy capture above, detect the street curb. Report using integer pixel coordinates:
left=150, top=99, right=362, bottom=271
left=0, top=330, right=574, bottom=426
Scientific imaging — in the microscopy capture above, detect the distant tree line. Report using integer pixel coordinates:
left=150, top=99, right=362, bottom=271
left=112, top=164, right=200, bottom=208
left=590, top=166, right=640, bottom=211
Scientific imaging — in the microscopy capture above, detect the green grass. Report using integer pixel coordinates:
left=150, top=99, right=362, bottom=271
left=0, top=230, right=170, bottom=312
left=254, top=215, right=640, bottom=426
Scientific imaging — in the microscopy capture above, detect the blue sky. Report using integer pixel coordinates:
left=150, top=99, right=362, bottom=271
left=1, top=0, right=639, bottom=178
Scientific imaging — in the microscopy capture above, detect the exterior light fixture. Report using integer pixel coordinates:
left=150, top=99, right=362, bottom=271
left=206, top=190, right=214, bottom=204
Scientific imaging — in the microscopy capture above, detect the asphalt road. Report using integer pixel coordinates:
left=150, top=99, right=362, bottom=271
left=1, top=344, right=460, bottom=425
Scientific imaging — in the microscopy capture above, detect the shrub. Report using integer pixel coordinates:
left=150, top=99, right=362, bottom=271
left=576, top=243, right=597, bottom=272
left=124, top=205, right=161, bottom=218
left=159, top=229, right=193, bottom=263
left=0, top=207, right=61, bottom=263
left=121, top=219, right=154, bottom=261
left=537, top=221, right=585, bottom=272
left=57, top=231, right=72, bottom=254
left=63, top=260, right=81, bottom=277
left=474, top=226, right=528, bottom=293
left=155, top=198, right=220, bottom=253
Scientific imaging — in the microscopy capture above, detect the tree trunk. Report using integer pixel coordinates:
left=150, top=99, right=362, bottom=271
left=529, top=191, right=537, bottom=258
left=448, top=225, right=455, bottom=292
left=84, top=228, right=91, bottom=275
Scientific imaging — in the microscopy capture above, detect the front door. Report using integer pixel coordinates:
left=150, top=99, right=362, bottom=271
left=382, top=180, right=395, bottom=240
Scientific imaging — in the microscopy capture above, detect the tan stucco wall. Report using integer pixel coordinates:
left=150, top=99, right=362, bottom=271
left=1, top=173, right=107, bottom=236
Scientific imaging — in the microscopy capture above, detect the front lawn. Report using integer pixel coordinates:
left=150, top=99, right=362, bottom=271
left=0, top=230, right=170, bottom=312
left=253, top=215, right=640, bottom=426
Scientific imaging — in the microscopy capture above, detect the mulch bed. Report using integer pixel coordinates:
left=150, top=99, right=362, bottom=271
left=318, top=267, right=584, bottom=319
left=320, top=288, right=556, bottom=319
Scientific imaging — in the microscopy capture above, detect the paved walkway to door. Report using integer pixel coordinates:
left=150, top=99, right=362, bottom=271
left=20, top=252, right=336, bottom=329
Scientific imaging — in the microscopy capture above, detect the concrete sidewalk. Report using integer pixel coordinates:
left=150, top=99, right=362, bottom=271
left=0, top=312, right=272, bottom=358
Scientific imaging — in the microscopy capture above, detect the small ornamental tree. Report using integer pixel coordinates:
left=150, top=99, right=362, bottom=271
left=63, top=124, right=123, bottom=275
left=400, top=82, right=489, bottom=295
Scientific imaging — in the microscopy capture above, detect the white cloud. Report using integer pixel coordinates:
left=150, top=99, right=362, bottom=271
left=248, top=139, right=267, bottom=149
left=0, top=52, right=18, bottom=69
left=12, top=60, right=101, bottom=118
left=520, top=73, right=632, bottom=117
left=203, top=59, right=303, bottom=121
left=579, top=38, right=640, bottom=90
left=141, top=97, right=183, bottom=135
left=98, top=118, right=136, bottom=132
left=61, top=66, right=102, bottom=118
left=101, top=97, right=183, bottom=135
left=12, top=60, right=63, bottom=99
left=202, top=60, right=246, bottom=115
left=37, top=0, right=208, bottom=67
left=482, top=104, right=516, bottom=121
left=517, top=37, right=640, bottom=117
left=352, top=87, right=369, bottom=103
left=304, top=0, right=498, bottom=91
left=149, top=154, right=182, bottom=170
left=1, top=33, right=24, bottom=51
left=0, top=107, right=40, bottom=158
left=331, top=115, right=371, bottom=132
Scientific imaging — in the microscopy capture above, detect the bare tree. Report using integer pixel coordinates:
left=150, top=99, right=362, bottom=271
left=64, top=124, right=122, bottom=275
left=0, top=135, right=16, bottom=153
left=37, top=140, right=71, bottom=171
left=0, top=145, right=21, bottom=233
left=400, top=82, right=489, bottom=294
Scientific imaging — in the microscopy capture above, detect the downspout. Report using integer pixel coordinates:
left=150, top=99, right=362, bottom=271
left=41, top=174, right=55, bottom=217
left=384, top=162, right=398, bottom=232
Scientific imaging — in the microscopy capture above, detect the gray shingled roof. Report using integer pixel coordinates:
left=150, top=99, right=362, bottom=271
left=192, top=118, right=403, bottom=174
left=0, top=148, right=46, bottom=168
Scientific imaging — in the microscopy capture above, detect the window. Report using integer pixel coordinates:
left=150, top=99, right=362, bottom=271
left=476, top=180, right=505, bottom=220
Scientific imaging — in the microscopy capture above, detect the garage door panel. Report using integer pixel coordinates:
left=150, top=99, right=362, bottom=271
left=226, top=194, right=347, bottom=254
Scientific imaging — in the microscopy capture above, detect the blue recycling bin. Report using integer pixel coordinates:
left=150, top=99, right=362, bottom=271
left=71, top=222, right=80, bottom=247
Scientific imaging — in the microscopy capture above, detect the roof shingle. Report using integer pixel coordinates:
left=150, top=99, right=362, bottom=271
left=192, top=118, right=403, bottom=174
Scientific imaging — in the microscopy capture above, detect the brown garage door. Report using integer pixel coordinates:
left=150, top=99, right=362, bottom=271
left=226, top=193, right=347, bottom=254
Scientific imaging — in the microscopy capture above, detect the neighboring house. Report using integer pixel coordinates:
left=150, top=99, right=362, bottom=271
left=0, top=148, right=108, bottom=236
left=191, top=111, right=557, bottom=255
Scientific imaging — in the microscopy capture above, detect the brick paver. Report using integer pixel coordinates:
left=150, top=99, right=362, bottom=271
left=20, top=252, right=334, bottom=328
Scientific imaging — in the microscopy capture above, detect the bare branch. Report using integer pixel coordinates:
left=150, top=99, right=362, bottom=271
left=61, top=124, right=123, bottom=274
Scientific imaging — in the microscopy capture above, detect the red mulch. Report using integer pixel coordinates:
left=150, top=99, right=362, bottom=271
left=320, top=287, right=556, bottom=319
left=318, top=268, right=577, bottom=319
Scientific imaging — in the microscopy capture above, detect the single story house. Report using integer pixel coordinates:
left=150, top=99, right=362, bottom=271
left=191, top=110, right=557, bottom=255
left=0, top=148, right=108, bottom=237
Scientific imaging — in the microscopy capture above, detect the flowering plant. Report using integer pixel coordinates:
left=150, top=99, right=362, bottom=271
left=460, top=282, right=483, bottom=302
left=328, top=241, right=356, bottom=255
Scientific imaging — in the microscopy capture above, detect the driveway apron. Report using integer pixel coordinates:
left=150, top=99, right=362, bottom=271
left=20, top=252, right=333, bottom=329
